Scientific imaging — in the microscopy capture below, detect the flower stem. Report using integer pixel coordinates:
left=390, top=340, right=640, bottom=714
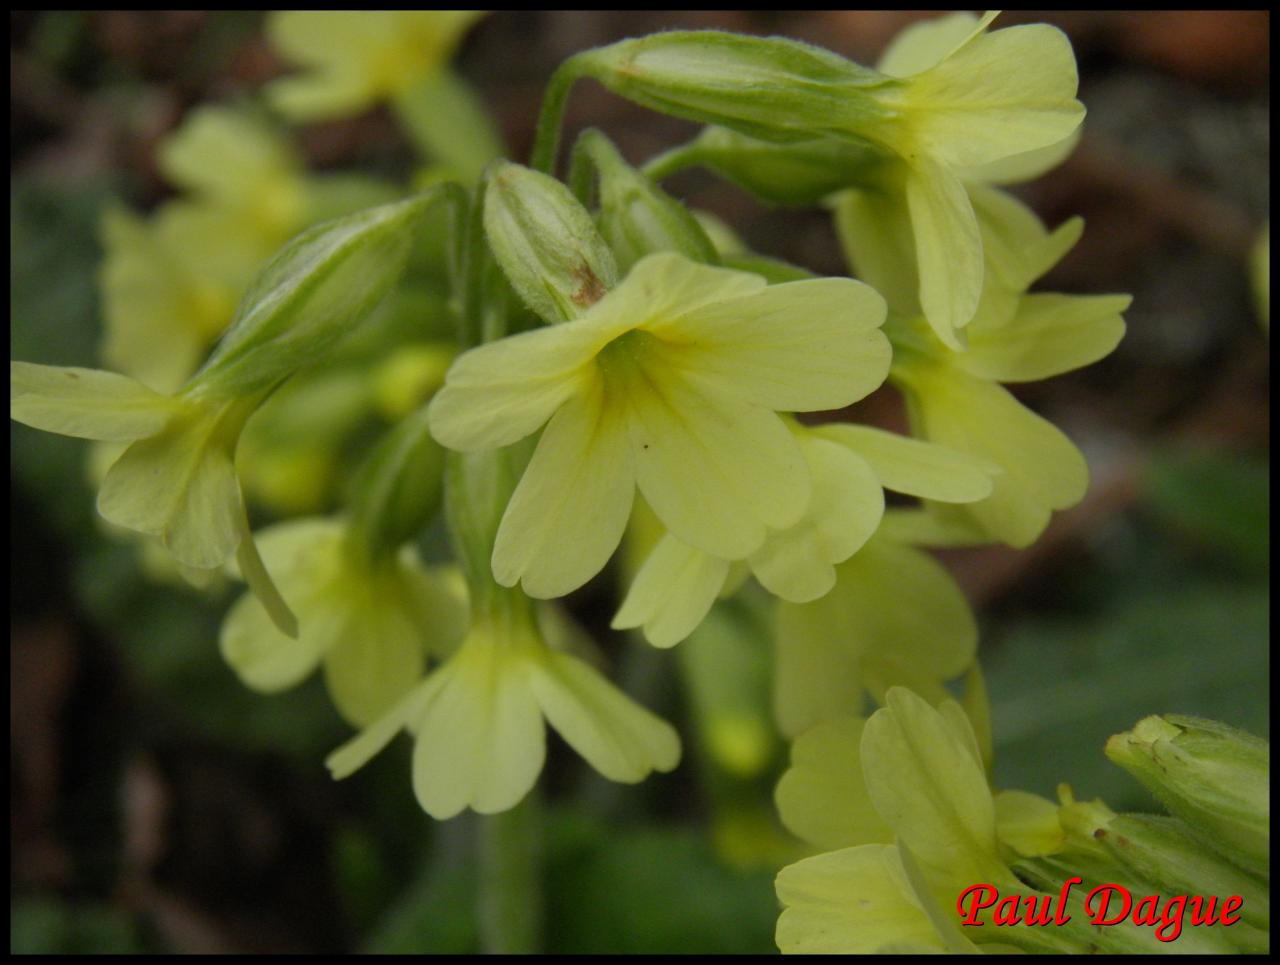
left=477, top=792, right=543, bottom=953
left=530, top=57, right=583, bottom=175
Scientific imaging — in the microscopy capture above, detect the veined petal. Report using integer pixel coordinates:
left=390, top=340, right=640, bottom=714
left=492, top=374, right=635, bottom=598
left=861, top=688, right=1006, bottom=885
left=750, top=436, right=883, bottom=603
left=900, top=362, right=1088, bottom=547
left=218, top=519, right=344, bottom=689
left=994, top=789, right=1066, bottom=858
left=323, top=593, right=428, bottom=727
left=628, top=374, right=808, bottom=559
left=959, top=126, right=1081, bottom=184
left=412, top=637, right=545, bottom=819
left=327, top=676, right=440, bottom=779
left=97, top=406, right=243, bottom=569
left=663, top=277, right=891, bottom=412
left=813, top=423, right=997, bottom=503
left=905, top=159, right=983, bottom=345
left=876, top=11, right=987, bottom=78
left=832, top=184, right=919, bottom=315
left=10, top=361, right=182, bottom=441
left=902, top=23, right=1085, bottom=169
left=775, top=716, right=893, bottom=851
left=428, top=320, right=603, bottom=452
left=614, top=251, right=765, bottom=333
left=774, top=589, right=867, bottom=738
left=776, top=844, right=944, bottom=954
left=969, top=183, right=1083, bottom=298
left=958, top=293, right=1129, bottom=383
left=528, top=650, right=681, bottom=782
left=612, top=533, right=729, bottom=648
left=837, top=536, right=978, bottom=682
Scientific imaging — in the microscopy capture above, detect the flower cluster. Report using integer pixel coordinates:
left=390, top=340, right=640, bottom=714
left=10, top=15, right=1181, bottom=952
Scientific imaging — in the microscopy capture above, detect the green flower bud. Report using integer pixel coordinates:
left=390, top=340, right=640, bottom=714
left=571, top=130, right=717, bottom=272
left=567, top=31, right=892, bottom=146
left=346, top=404, right=447, bottom=565
left=483, top=160, right=618, bottom=324
left=654, top=127, right=888, bottom=207
left=1106, top=715, right=1269, bottom=878
left=1061, top=799, right=1269, bottom=947
left=191, top=188, right=460, bottom=398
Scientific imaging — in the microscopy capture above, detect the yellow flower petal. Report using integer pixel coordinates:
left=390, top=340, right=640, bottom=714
left=412, top=637, right=545, bottom=819
left=905, top=158, right=983, bottom=345
left=862, top=688, right=1005, bottom=885
left=900, top=23, right=1085, bottom=169
left=776, top=844, right=943, bottom=954
left=900, top=361, right=1088, bottom=547
left=492, top=375, right=635, bottom=598
left=428, top=321, right=601, bottom=451
left=10, top=361, right=181, bottom=441
left=993, top=789, right=1066, bottom=858
left=749, top=436, right=883, bottom=603
left=628, top=374, right=808, bottom=559
left=96, top=406, right=243, bottom=569
left=813, top=423, right=996, bottom=503
left=612, top=533, right=729, bottom=648
left=664, top=277, right=890, bottom=412
left=876, top=11, right=986, bottom=78
left=958, top=292, right=1130, bottom=383
left=775, top=716, right=893, bottom=851
left=528, top=650, right=681, bottom=782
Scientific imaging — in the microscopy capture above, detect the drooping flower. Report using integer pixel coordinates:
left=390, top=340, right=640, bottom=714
left=266, top=11, right=487, bottom=122
left=613, top=424, right=997, bottom=648
left=889, top=281, right=1129, bottom=547
left=428, top=252, right=892, bottom=599
left=99, top=105, right=399, bottom=395
left=325, top=586, right=680, bottom=819
left=568, top=12, right=1084, bottom=347
left=220, top=517, right=467, bottom=726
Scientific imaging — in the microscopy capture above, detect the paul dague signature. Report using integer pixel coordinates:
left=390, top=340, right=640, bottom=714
left=957, top=878, right=1245, bottom=943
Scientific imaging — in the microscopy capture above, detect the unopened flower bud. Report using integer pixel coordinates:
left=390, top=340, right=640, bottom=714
left=483, top=160, right=617, bottom=323
left=1106, top=715, right=1269, bottom=878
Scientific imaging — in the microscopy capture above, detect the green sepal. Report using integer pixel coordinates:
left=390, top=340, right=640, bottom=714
left=192, top=188, right=462, bottom=397
left=1105, top=715, right=1270, bottom=878
left=653, top=127, right=889, bottom=207
left=567, top=31, right=893, bottom=146
left=483, top=160, right=618, bottom=324
left=570, top=129, right=717, bottom=272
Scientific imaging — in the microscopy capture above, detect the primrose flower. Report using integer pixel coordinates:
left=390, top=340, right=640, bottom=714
left=889, top=281, right=1129, bottom=547
left=613, top=424, right=997, bottom=649
left=220, top=517, right=467, bottom=726
left=570, top=13, right=1082, bottom=347
left=100, top=106, right=399, bottom=395
left=773, top=688, right=1223, bottom=955
left=266, top=11, right=486, bottom=121
left=326, top=587, right=680, bottom=819
left=854, top=12, right=1084, bottom=346
left=10, top=361, right=302, bottom=628
left=428, top=252, right=892, bottom=599
left=773, top=521, right=979, bottom=738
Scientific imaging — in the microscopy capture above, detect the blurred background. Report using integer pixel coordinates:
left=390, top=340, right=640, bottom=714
left=10, top=10, right=1269, bottom=954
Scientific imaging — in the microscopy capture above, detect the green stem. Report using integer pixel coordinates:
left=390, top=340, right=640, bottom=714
left=530, top=57, right=584, bottom=175
left=477, top=792, right=543, bottom=954
left=640, top=141, right=703, bottom=181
